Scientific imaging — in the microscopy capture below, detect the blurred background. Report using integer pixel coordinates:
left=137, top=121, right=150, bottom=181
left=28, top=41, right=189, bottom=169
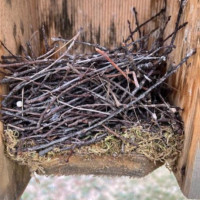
left=21, top=166, right=192, bottom=200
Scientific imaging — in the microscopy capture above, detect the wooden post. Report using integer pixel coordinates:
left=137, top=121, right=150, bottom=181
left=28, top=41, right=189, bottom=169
left=167, top=1, right=199, bottom=199
left=151, top=0, right=200, bottom=198
left=0, top=1, right=39, bottom=199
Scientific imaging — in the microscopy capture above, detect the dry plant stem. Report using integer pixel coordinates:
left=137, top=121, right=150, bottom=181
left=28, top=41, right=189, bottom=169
left=51, top=37, right=107, bottom=51
left=103, top=125, right=131, bottom=144
left=165, top=0, right=185, bottom=55
left=95, top=48, right=136, bottom=86
left=0, top=41, right=20, bottom=61
left=0, top=59, right=55, bottom=68
left=163, top=22, right=187, bottom=42
left=41, top=25, right=50, bottom=52
left=124, top=6, right=166, bottom=43
left=132, top=7, right=142, bottom=47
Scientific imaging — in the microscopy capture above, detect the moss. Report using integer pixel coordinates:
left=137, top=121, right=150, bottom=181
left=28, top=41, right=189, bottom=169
left=78, top=126, right=183, bottom=169
left=3, top=125, right=183, bottom=174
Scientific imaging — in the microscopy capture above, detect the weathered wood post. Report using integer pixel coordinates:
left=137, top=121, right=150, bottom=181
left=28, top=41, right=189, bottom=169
left=0, top=1, right=39, bottom=199
left=151, top=0, right=200, bottom=198
left=163, top=0, right=200, bottom=198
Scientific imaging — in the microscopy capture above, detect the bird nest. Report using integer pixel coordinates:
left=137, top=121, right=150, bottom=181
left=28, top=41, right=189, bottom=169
left=0, top=0, right=194, bottom=173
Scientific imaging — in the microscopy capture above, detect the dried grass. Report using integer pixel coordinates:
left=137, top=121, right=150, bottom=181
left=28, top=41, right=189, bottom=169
left=3, top=126, right=183, bottom=173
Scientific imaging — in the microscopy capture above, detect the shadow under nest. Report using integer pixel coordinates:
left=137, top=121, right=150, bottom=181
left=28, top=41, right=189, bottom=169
left=0, top=0, right=195, bottom=173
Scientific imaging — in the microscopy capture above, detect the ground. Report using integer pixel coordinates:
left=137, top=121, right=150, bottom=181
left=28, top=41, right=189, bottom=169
left=22, top=166, right=192, bottom=200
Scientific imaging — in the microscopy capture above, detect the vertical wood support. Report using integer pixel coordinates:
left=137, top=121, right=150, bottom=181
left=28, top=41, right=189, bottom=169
left=167, top=1, right=199, bottom=198
left=0, top=1, right=39, bottom=199
left=151, top=0, right=200, bottom=198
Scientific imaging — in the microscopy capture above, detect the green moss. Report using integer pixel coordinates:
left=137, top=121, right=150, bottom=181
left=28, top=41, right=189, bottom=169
left=3, top=125, right=183, bottom=173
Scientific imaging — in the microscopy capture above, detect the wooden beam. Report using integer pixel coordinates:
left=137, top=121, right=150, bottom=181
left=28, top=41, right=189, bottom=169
left=150, top=0, right=200, bottom=198
left=0, top=137, right=30, bottom=200
left=0, top=1, right=39, bottom=199
left=38, top=154, right=161, bottom=177
left=183, top=90, right=200, bottom=198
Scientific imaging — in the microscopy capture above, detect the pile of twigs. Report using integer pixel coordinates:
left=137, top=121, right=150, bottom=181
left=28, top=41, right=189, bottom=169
left=0, top=0, right=195, bottom=157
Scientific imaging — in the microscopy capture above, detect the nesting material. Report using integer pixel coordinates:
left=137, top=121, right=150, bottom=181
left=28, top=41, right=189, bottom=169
left=0, top=0, right=195, bottom=173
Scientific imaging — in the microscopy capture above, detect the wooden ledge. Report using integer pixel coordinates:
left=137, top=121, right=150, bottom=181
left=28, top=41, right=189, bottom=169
left=40, top=154, right=161, bottom=177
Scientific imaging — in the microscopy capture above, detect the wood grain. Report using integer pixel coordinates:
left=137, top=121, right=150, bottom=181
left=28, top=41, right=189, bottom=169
left=40, top=154, right=161, bottom=177
left=0, top=0, right=38, bottom=199
left=1, top=0, right=199, bottom=198
left=151, top=0, right=200, bottom=198
left=37, top=0, right=151, bottom=52
left=183, top=90, right=200, bottom=198
left=167, top=2, right=200, bottom=199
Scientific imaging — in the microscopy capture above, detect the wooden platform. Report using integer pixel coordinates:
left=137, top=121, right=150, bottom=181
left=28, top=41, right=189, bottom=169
left=0, top=0, right=199, bottom=199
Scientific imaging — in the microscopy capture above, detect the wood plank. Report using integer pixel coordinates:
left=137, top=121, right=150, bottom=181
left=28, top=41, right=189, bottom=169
left=167, top=2, right=200, bottom=199
left=40, top=154, right=161, bottom=177
left=183, top=90, right=200, bottom=198
left=37, top=0, right=151, bottom=52
left=150, top=0, right=200, bottom=198
left=0, top=0, right=38, bottom=199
